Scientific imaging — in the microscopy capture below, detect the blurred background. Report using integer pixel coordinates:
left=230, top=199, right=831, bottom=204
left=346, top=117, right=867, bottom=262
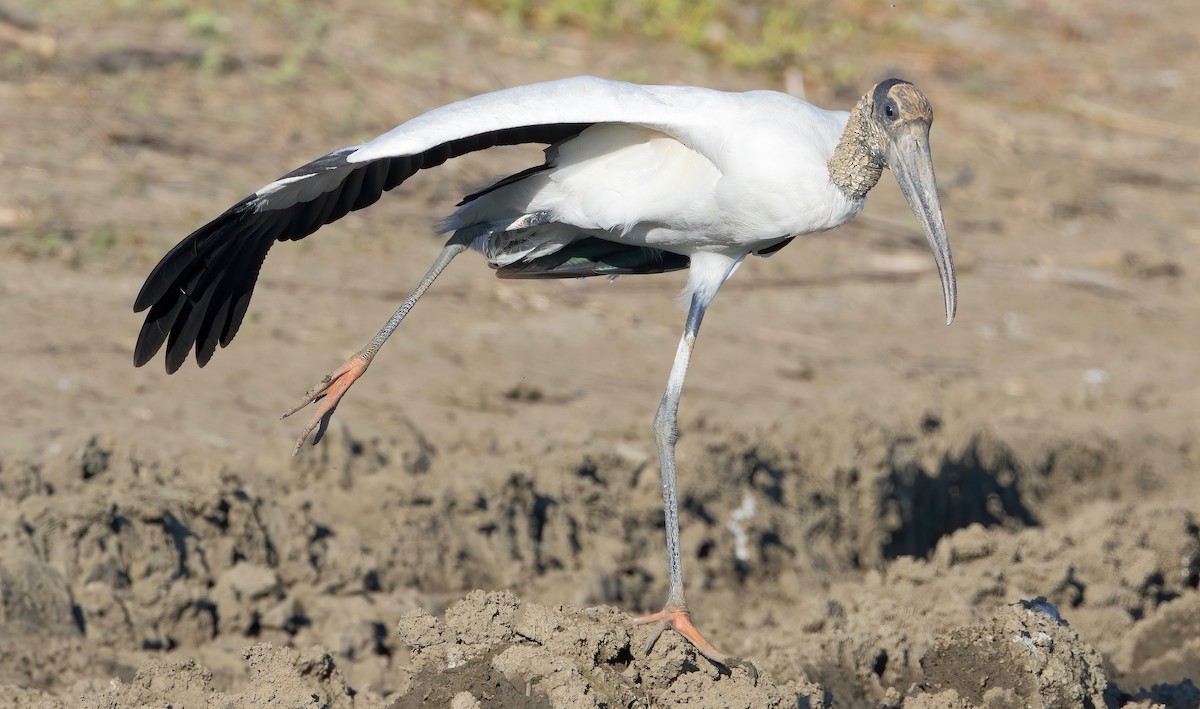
left=0, top=0, right=1197, bottom=705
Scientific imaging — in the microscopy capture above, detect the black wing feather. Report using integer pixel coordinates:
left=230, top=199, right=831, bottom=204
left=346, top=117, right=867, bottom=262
left=134, top=289, right=188, bottom=367
left=166, top=276, right=217, bottom=373
left=134, top=122, right=594, bottom=371
left=218, top=240, right=270, bottom=348
left=753, top=236, right=795, bottom=257
left=457, top=163, right=553, bottom=207
left=194, top=227, right=270, bottom=366
left=495, top=236, right=689, bottom=279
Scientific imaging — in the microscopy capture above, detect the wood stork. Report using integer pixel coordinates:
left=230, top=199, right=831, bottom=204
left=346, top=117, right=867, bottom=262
left=133, top=76, right=957, bottom=666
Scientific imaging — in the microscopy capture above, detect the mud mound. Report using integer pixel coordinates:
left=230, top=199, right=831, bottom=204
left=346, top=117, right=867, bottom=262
left=58, top=588, right=1195, bottom=708
left=81, top=643, right=368, bottom=709
left=389, top=590, right=826, bottom=708
left=920, top=598, right=1113, bottom=708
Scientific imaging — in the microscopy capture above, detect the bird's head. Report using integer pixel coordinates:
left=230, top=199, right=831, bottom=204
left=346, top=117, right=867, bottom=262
left=862, top=79, right=957, bottom=326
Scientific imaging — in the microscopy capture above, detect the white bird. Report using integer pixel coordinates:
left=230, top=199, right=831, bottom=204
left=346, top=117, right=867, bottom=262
left=134, top=75, right=956, bottom=665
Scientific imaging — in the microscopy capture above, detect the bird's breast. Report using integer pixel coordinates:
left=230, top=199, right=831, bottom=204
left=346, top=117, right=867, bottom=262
left=701, top=170, right=862, bottom=248
left=700, top=111, right=863, bottom=245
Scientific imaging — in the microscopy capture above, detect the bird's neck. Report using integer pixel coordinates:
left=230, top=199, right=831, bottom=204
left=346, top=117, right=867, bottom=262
left=828, top=97, right=884, bottom=201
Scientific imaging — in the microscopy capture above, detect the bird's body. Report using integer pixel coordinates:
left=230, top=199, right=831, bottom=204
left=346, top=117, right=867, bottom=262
left=440, top=87, right=861, bottom=253
left=134, top=76, right=956, bottom=667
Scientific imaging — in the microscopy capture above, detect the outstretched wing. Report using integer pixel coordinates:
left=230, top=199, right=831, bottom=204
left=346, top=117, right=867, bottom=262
left=133, top=77, right=712, bottom=373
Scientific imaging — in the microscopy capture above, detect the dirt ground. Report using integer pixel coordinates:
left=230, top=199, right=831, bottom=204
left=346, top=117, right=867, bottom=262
left=1, top=0, right=1198, bottom=707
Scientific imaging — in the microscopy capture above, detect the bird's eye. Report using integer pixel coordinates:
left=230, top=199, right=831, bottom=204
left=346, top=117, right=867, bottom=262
left=884, top=103, right=897, bottom=119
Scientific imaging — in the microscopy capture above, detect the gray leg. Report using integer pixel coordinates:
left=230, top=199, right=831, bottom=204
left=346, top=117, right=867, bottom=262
left=654, top=291, right=709, bottom=610
left=634, top=274, right=760, bottom=677
left=360, top=238, right=470, bottom=360
left=354, top=215, right=545, bottom=359
left=283, top=233, right=471, bottom=453
left=634, top=290, right=737, bottom=665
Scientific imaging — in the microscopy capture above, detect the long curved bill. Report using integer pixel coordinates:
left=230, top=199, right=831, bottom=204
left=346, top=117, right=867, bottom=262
left=889, top=125, right=957, bottom=325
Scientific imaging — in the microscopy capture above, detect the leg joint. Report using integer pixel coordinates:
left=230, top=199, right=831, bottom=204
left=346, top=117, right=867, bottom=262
left=653, top=400, right=678, bottom=446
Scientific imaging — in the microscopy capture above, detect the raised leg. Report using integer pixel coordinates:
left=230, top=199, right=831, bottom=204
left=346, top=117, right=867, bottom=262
left=633, top=289, right=735, bottom=665
left=282, top=235, right=469, bottom=454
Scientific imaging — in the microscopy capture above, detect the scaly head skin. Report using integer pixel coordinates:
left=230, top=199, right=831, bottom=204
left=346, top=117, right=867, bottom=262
left=830, top=79, right=957, bottom=325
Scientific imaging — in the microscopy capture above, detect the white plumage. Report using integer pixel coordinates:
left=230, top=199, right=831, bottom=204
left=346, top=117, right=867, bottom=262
left=134, top=76, right=957, bottom=667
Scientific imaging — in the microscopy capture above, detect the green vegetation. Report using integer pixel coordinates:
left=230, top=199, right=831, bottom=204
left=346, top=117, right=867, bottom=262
left=472, top=0, right=919, bottom=72
left=268, top=9, right=336, bottom=85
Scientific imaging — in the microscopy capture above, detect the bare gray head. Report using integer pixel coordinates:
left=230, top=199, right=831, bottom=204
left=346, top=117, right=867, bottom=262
left=830, top=79, right=957, bottom=325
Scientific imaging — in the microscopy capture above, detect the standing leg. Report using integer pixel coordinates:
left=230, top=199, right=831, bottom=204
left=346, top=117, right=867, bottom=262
left=632, top=289, right=732, bottom=664
left=282, top=234, right=470, bottom=454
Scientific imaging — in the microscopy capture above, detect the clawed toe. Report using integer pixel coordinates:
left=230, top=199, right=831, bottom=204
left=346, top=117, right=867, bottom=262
left=282, top=355, right=370, bottom=455
left=633, top=607, right=729, bottom=666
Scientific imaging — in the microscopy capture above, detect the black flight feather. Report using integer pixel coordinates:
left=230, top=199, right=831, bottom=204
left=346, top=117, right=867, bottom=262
left=134, top=122, right=593, bottom=371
